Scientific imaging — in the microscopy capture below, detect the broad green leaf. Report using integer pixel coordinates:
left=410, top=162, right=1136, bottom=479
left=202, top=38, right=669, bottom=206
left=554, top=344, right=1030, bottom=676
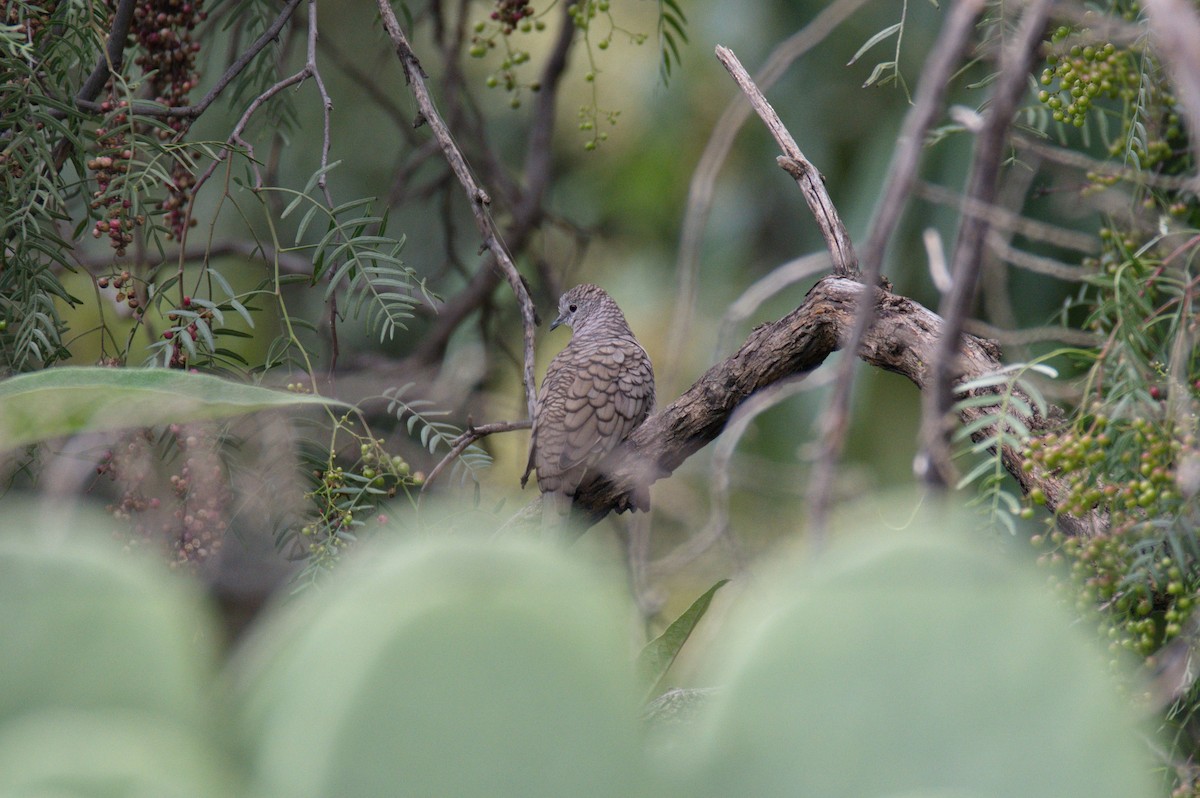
left=0, top=366, right=345, bottom=452
left=230, top=536, right=646, bottom=798
left=675, top=497, right=1156, bottom=798
left=0, top=505, right=219, bottom=729
left=637, top=579, right=729, bottom=697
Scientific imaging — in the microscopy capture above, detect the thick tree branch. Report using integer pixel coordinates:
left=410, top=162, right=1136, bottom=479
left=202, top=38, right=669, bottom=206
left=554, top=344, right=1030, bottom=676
left=568, top=276, right=1098, bottom=537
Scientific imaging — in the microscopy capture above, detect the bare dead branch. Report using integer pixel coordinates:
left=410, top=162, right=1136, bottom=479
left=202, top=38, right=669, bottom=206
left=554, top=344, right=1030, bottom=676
left=665, top=0, right=869, bottom=393
left=375, top=0, right=539, bottom=422
left=916, top=181, right=1100, bottom=252
left=986, top=233, right=1091, bottom=282
left=393, top=3, right=576, bottom=376
left=715, top=46, right=859, bottom=279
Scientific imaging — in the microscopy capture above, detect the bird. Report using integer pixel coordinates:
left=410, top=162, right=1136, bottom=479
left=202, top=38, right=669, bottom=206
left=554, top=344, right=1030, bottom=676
left=521, top=284, right=656, bottom=519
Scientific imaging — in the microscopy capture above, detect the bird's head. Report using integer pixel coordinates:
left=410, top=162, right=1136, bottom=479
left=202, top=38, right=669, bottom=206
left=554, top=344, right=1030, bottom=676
left=549, top=283, right=619, bottom=335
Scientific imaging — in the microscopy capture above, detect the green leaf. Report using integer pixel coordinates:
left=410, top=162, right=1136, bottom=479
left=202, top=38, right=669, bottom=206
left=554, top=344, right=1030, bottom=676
left=862, top=60, right=896, bottom=88
left=0, top=367, right=346, bottom=452
left=636, top=579, right=729, bottom=696
left=230, top=536, right=645, bottom=798
left=847, top=22, right=901, bottom=67
left=680, top=500, right=1157, bottom=798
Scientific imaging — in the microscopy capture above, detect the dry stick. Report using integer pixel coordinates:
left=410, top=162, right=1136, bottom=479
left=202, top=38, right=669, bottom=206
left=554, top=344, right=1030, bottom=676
left=916, top=181, right=1099, bottom=253
left=375, top=0, right=538, bottom=421
left=665, top=0, right=868, bottom=393
left=385, top=3, right=576, bottom=386
left=804, top=0, right=986, bottom=543
left=1012, top=133, right=1200, bottom=194
left=715, top=47, right=859, bottom=278
left=923, top=0, right=1054, bottom=488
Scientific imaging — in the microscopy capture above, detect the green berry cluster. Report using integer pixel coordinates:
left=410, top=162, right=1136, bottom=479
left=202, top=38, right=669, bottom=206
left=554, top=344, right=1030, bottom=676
left=469, top=1, right=547, bottom=110
left=1037, top=27, right=1125, bottom=129
left=468, top=0, right=646, bottom=148
left=1037, top=16, right=1184, bottom=175
left=1034, top=529, right=1196, bottom=659
left=296, top=433, right=419, bottom=571
left=1025, top=408, right=1198, bottom=662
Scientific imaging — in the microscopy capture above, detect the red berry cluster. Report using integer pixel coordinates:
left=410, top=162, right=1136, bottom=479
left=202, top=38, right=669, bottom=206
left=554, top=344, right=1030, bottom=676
left=88, top=101, right=143, bottom=256
left=491, top=0, right=533, bottom=33
left=96, top=424, right=230, bottom=568
left=96, top=270, right=144, bottom=315
left=129, top=0, right=207, bottom=241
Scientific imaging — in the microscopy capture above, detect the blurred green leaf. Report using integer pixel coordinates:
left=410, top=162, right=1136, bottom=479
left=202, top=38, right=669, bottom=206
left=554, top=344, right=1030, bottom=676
left=0, top=709, right=243, bottom=798
left=0, top=505, right=220, bottom=731
left=0, top=366, right=345, bottom=452
left=673, top=498, right=1156, bottom=798
left=229, top=536, right=646, bottom=798
left=637, top=579, right=729, bottom=697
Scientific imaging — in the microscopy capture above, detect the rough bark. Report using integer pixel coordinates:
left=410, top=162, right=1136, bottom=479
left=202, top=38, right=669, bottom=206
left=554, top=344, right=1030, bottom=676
left=569, top=276, right=1098, bottom=536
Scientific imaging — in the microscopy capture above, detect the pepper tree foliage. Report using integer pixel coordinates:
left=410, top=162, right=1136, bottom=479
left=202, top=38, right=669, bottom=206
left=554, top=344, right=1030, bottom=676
left=1021, top=8, right=1200, bottom=783
left=957, top=3, right=1198, bottom=790
left=2, top=0, right=1200, bottom=783
left=1, top=0, right=676, bottom=576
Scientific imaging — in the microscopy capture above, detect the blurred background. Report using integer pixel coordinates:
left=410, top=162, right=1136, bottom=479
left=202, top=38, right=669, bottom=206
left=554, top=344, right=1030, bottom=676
left=43, top=0, right=1106, bottom=613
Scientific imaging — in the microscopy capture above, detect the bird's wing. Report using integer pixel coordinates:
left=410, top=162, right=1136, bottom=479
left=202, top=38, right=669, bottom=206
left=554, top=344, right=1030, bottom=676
left=532, top=342, right=653, bottom=496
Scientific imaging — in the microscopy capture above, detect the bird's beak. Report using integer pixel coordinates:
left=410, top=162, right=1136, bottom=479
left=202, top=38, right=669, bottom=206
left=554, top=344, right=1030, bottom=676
left=549, top=313, right=565, bottom=332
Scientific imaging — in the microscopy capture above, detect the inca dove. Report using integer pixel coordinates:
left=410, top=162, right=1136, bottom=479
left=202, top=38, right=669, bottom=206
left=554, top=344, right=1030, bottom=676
left=521, top=284, right=655, bottom=516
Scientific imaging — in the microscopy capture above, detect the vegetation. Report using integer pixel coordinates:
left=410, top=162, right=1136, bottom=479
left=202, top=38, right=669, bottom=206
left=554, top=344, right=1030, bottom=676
left=1, top=0, right=1199, bottom=794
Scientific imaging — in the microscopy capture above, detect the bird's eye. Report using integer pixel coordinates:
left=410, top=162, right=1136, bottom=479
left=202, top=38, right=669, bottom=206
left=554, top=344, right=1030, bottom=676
left=568, top=303, right=577, bottom=312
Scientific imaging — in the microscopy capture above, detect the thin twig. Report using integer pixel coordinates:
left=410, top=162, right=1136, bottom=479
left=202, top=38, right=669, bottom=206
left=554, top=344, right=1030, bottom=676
left=1012, top=133, right=1200, bottom=195
left=986, top=232, right=1091, bottom=282
left=923, top=0, right=1053, bottom=487
left=916, top=181, right=1099, bottom=252
left=805, top=0, right=986, bottom=544
left=420, top=419, right=532, bottom=496
left=715, top=46, right=859, bottom=279
left=664, top=0, right=867, bottom=393
left=649, top=373, right=831, bottom=578
left=376, top=0, right=541, bottom=421
left=715, top=252, right=830, bottom=355
left=75, top=0, right=305, bottom=119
